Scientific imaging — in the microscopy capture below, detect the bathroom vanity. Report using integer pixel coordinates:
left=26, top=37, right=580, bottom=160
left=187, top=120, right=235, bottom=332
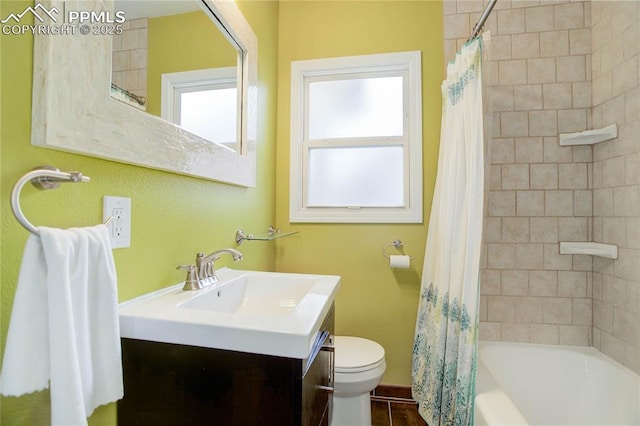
left=117, top=269, right=340, bottom=426
left=118, top=307, right=334, bottom=425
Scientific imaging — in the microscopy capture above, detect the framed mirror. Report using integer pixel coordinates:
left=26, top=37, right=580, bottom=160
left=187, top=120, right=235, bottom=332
left=31, top=0, right=257, bottom=186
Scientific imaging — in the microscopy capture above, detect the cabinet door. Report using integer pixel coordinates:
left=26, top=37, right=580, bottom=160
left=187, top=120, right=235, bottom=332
left=302, top=331, right=334, bottom=426
left=118, top=339, right=299, bottom=426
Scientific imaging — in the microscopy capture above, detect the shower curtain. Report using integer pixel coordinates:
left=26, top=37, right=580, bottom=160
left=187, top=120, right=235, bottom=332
left=412, top=38, right=484, bottom=426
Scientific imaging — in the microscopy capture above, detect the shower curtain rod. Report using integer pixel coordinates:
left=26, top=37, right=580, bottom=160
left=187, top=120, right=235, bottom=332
left=467, top=0, right=498, bottom=42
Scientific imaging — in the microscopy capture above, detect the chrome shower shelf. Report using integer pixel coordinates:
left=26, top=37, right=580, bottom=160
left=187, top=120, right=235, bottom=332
left=236, top=227, right=299, bottom=245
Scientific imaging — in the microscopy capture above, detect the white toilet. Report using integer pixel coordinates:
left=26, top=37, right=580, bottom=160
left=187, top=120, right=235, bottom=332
left=331, top=336, right=386, bottom=426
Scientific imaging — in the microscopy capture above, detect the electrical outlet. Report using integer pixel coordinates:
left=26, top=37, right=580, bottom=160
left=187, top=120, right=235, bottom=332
left=103, top=196, right=131, bottom=249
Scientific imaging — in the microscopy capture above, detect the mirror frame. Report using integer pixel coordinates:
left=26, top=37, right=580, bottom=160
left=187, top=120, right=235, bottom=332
left=31, top=0, right=257, bottom=187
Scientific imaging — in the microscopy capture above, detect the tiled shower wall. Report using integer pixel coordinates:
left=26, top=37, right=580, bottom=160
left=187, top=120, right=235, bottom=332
left=445, top=0, right=639, bottom=373
left=590, top=1, right=639, bottom=373
left=446, top=0, right=595, bottom=346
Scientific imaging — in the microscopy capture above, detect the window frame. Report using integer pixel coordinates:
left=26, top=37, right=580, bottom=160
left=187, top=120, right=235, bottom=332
left=289, top=51, right=423, bottom=223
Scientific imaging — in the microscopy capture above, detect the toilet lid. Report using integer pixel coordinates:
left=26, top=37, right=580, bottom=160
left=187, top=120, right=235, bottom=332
left=334, top=336, right=385, bottom=373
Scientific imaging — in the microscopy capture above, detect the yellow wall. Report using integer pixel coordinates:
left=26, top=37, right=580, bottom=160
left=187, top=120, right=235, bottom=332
left=274, top=0, right=443, bottom=385
left=0, top=1, right=279, bottom=424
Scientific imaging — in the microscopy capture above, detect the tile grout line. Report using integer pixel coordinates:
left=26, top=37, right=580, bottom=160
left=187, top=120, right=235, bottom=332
left=387, top=401, right=393, bottom=426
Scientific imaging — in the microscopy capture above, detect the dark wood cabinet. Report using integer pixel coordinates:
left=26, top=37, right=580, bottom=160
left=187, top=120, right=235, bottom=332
left=118, top=305, right=334, bottom=426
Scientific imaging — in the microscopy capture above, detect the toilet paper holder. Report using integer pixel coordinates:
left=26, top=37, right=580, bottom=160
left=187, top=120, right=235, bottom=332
left=382, top=240, right=414, bottom=260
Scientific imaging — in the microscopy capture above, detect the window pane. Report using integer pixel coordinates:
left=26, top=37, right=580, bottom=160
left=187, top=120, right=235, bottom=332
left=307, top=146, right=404, bottom=207
left=180, top=88, right=237, bottom=144
left=308, top=76, right=403, bottom=139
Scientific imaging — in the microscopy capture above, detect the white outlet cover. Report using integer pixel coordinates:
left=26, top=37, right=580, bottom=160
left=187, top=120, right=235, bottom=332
left=103, top=196, right=131, bottom=249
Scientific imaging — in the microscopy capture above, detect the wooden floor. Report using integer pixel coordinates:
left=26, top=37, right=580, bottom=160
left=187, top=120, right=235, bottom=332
left=370, top=386, right=427, bottom=426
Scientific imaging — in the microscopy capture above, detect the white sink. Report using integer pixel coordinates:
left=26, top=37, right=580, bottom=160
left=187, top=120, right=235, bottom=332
left=180, top=274, right=317, bottom=316
left=119, top=268, right=340, bottom=359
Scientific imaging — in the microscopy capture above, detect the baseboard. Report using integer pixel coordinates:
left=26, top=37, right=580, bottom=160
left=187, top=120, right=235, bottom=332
left=371, top=385, right=416, bottom=404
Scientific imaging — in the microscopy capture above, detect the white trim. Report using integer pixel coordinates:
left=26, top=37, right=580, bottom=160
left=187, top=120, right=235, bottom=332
left=289, top=51, right=423, bottom=223
left=32, top=0, right=257, bottom=186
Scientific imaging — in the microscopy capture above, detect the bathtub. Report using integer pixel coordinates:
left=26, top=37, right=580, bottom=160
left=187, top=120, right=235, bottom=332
left=474, top=341, right=640, bottom=425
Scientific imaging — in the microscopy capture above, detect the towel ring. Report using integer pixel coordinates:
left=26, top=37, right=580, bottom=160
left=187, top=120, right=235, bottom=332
left=382, top=240, right=414, bottom=260
left=11, top=167, right=112, bottom=236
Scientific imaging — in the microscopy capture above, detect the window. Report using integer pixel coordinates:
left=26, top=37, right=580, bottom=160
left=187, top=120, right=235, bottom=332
left=161, top=67, right=239, bottom=150
left=289, top=51, right=422, bottom=223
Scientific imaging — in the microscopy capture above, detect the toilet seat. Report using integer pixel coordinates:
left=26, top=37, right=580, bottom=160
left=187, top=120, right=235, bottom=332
left=334, top=336, right=385, bottom=373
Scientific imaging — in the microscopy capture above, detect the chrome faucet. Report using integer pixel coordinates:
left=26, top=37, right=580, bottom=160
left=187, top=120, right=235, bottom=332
left=177, top=248, right=243, bottom=291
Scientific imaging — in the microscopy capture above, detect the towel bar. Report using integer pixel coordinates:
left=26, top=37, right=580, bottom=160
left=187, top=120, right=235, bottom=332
left=11, top=166, right=112, bottom=235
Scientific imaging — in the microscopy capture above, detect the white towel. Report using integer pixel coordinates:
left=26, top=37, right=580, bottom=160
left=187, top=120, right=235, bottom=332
left=0, top=225, right=123, bottom=426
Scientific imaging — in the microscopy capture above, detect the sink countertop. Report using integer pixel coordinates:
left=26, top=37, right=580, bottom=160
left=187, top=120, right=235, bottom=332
left=119, top=268, right=340, bottom=359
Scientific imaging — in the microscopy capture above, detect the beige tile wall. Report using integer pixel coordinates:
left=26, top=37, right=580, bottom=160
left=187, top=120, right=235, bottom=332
left=447, top=0, right=595, bottom=347
left=590, top=0, right=639, bottom=374
left=111, top=18, right=148, bottom=101
left=445, top=0, right=639, bottom=374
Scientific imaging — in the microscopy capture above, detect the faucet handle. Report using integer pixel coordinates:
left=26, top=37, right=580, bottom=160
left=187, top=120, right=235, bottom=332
left=177, top=264, right=203, bottom=291
left=177, top=264, right=196, bottom=271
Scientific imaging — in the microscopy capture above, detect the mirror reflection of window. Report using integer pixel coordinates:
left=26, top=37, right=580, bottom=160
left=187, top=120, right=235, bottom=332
left=111, top=4, right=241, bottom=151
left=161, top=67, right=238, bottom=149
left=173, top=76, right=238, bottom=147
